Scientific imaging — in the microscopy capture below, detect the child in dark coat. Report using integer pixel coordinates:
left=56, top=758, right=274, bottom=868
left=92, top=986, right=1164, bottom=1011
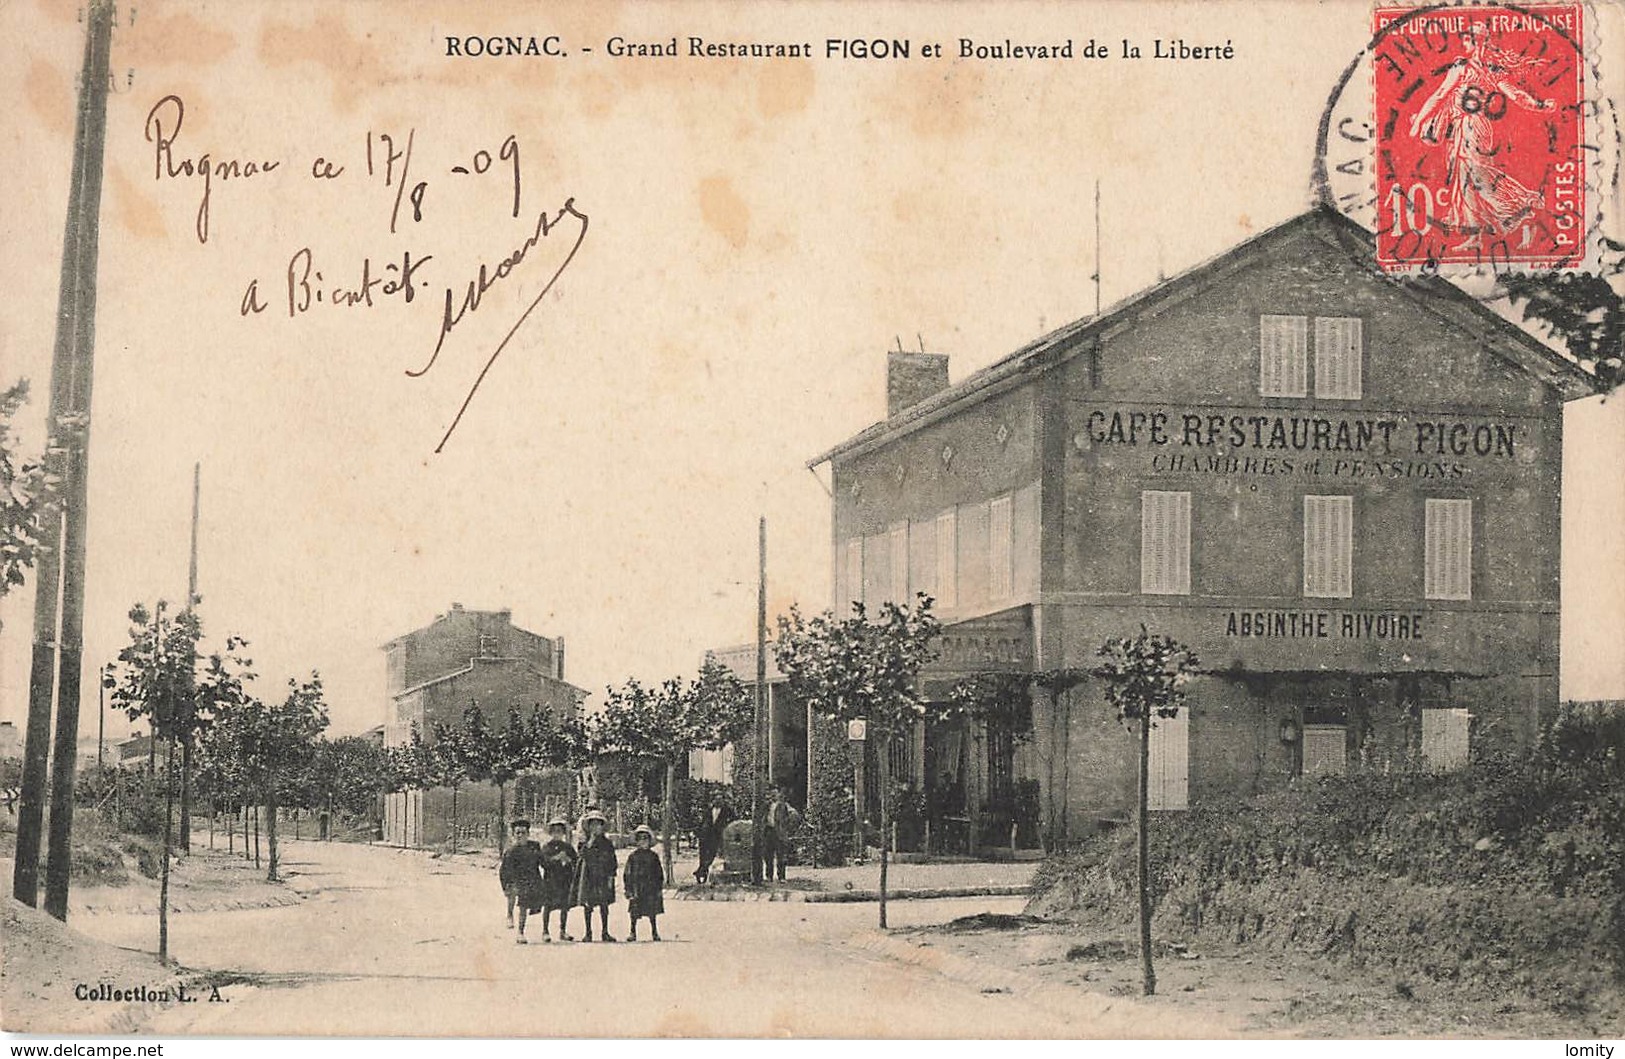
left=623, top=824, right=665, bottom=941
left=573, top=809, right=618, bottom=942
left=538, top=817, right=578, bottom=942
left=498, top=819, right=545, bottom=944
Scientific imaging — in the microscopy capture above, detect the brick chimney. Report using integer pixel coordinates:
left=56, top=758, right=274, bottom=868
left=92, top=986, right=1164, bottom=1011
left=886, top=351, right=950, bottom=417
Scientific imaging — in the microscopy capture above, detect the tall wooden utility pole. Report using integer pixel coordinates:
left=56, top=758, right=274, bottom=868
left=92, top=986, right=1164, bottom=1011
left=180, top=463, right=199, bottom=852
left=16, top=0, right=114, bottom=915
left=751, top=517, right=767, bottom=884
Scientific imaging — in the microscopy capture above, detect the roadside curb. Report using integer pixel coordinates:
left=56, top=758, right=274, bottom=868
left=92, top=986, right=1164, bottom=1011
left=670, top=884, right=1031, bottom=903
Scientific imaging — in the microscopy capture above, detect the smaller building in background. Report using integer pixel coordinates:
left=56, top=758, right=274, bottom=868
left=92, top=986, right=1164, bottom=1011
left=382, top=603, right=585, bottom=847
left=695, top=643, right=805, bottom=809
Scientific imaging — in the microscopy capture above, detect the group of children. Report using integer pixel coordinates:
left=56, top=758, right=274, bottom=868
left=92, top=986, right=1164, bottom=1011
left=497, top=808, right=665, bottom=944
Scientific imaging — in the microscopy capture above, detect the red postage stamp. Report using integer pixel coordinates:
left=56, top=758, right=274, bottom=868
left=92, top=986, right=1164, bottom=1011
left=1372, top=4, right=1586, bottom=272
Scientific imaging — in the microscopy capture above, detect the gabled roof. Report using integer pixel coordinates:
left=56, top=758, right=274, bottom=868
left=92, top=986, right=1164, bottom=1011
left=393, top=655, right=587, bottom=702
left=808, top=208, right=1600, bottom=468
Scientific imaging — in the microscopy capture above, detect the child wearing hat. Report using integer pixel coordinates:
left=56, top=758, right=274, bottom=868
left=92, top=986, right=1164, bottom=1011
left=573, top=809, right=618, bottom=942
left=498, top=819, right=545, bottom=943
left=538, top=817, right=579, bottom=942
left=623, top=824, right=665, bottom=941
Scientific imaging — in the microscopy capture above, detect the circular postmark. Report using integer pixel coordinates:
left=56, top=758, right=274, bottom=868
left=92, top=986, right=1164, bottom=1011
left=1314, top=1, right=1619, bottom=280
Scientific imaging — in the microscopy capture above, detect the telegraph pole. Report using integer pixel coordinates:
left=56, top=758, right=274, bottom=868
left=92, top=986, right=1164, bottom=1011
left=41, top=0, right=115, bottom=923
left=15, top=0, right=114, bottom=914
left=751, top=517, right=767, bottom=884
left=180, top=463, right=199, bottom=853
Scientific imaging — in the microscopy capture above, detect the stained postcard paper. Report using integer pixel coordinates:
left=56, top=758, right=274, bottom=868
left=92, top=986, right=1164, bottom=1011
left=1, top=0, right=1622, bottom=1040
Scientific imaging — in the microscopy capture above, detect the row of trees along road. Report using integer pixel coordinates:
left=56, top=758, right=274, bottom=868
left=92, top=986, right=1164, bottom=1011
left=394, top=704, right=596, bottom=856
left=108, top=598, right=335, bottom=963
left=775, top=593, right=1198, bottom=997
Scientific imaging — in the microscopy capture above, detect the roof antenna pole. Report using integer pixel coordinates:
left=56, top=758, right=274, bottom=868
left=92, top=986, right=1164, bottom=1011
left=1093, top=179, right=1102, bottom=318
left=917, top=333, right=925, bottom=354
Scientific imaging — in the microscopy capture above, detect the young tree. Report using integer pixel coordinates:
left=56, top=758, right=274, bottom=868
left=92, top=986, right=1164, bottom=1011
left=775, top=594, right=942, bottom=928
left=234, top=675, right=329, bottom=881
left=598, top=660, right=753, bottom=884
left=306, top=736, right=398, bottom=838
left=1096, top=626, right=1198, bottom=997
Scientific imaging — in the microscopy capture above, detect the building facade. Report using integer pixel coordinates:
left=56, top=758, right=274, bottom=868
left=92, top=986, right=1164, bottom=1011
left=810, top=209, right=1595, bottom=850
left=382, top=603, right=584, bottom=846
left=693, top=643, right=807, bottom=808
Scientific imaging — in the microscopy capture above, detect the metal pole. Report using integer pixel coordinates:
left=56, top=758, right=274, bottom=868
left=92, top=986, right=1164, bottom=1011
left=42, top=0, right=115, bottom=922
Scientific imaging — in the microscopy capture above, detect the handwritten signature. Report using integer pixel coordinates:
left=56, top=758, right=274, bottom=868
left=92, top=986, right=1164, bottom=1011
left=409, top=199, right=591, bottom=453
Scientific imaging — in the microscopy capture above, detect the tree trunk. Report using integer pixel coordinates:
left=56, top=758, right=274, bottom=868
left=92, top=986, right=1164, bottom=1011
left=267, top=790, right=280, bottom=882
left=253, top=802, right=261, bottom=869
left=877, top=737, right=890, bottom=930
left=449, top=785, right=458, bottom=854
left=208, top=802, right=215, bottom=850
left=1137, top=708, right=1156, bottom=996
left=179, top=738, right=192, bottom=854
left=158, top=737, right=176, bottom=964
left=662, top=759, right=676, bottom=886
left=497, top=782, right=507, bottom=853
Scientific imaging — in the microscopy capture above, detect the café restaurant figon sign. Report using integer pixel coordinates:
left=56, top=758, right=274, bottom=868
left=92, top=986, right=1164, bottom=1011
left=1077, top=406, right=1526, bottom=480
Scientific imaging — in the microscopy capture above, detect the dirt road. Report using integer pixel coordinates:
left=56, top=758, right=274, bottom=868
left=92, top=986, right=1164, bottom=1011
left=65, top=839, right=1211, bottom=1038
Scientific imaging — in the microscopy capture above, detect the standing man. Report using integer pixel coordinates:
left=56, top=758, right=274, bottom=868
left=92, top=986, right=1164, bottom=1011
left=693, top=796, right=733, bottom=885
left=759, top=785, right=800, bottom=883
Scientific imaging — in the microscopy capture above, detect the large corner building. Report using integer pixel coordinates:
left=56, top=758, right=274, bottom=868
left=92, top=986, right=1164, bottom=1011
left=809, top=208, right=1596, bottom=851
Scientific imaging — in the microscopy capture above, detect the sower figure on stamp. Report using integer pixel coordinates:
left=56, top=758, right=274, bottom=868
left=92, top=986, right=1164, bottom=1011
left=538, top=817, right=578, bottom=942
left=1407, top=24, right=1553, bottom=251
left=498, top=819, right=545, bottom=944
left=573, top=808, right=618, bottom=941
left=624, top=823, right=665, bottom=941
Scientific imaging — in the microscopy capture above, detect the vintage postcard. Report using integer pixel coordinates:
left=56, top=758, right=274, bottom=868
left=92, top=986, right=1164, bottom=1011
left=2, top=0, right=1623, bottom=1043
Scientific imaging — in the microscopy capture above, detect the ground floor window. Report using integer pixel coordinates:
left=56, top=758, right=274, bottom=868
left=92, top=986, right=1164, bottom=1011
left=1421, top=707, right=1471, bottom=769
left=1301, top=724, right=1348, bottom=776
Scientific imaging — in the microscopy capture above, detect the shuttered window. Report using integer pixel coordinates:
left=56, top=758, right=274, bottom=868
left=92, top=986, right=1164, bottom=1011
left=1424, top=499, right=1473, bottom=600
left=1302, top=725, right=1347, bottom=776
left=1147, top=710, right=1190, bottom=810
left=1314, top=316, right=1363, bottom=399
left=1259, top=315, right=1308, bottom=397
left=888, top=522, right=909, bottom=605
left=1141, top=491, right=1191, bottom=595
left=1421, top=708, right=1471, bottom=769
left=1303, top=495, right=1353, bottom=598
left=844, top=537, right=863, bottom=613
left=989, top=495, right=1014, bottom=601
left=935, top=509, right=957, bottom=609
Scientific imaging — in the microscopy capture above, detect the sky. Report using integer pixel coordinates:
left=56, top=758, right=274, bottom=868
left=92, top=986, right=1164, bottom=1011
left=2, top=0, right=1622, bottom=739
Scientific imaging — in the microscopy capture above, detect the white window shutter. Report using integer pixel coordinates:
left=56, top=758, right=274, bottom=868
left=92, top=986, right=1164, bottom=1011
left=1141, top=491, right=1191, bottom=595
left=1304, top=495, right=1352, bottom=598
left=935, top=509, right=957, bottom=609
left=1260, top=315, right=1308, bottom=397
left=888, top=522, right=909, bottom=605
left=989, top=495, right=1013, bottom=600
left=1422, top=708, right=1470, bottom=769
left=844, top=537, right=863, bottom=614
left=1314, top=317, right=1363, bottom=400
left=1302, top=726, right=1347, bottom=776
left=1425, top=499, right=1472, bottom=600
